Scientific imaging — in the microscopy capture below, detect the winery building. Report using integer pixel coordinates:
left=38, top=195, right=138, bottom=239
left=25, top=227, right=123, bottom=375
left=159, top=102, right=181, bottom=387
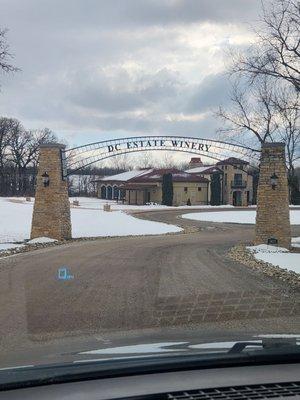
left=94, top=157, right=254, bottom=206
left=185, top=157, right=253, bottom=206
left=95, top=168, right=209, bottom=206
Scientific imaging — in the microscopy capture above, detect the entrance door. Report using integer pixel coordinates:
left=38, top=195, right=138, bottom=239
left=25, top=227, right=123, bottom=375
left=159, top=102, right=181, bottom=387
left=232, top=191, right=242, bottom=206
left=190, top=190, right=196, bottom=205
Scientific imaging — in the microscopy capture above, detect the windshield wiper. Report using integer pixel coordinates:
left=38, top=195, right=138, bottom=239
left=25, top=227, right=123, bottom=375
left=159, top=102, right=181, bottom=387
left=1, top=339, right=299, bottom=391
left=228, top=338, right=298, bottom=354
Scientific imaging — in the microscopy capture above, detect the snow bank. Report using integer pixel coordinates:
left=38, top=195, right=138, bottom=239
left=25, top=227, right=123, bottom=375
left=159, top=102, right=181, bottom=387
left=246, top=244, right=289, bottom=253
left=0, top=198, right=32, bottom=242
left=0, top=243, right=25, bottom=252
left=27, top=237, right=58, bottom=244
left=71, top=209, right=182, bottom=238
left=292, top=237, right=300, bottom=248
left=182, top=210, right=300, bottom=225
left=246, top=244, right=300, bottom=275
left=0, top=197, right=181, bottom=243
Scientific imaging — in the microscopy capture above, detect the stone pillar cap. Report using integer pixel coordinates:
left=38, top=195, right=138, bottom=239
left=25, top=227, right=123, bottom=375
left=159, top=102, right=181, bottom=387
left=261, top=142, right=285, bottom=148
left=39, top=142, right=66, bottom=149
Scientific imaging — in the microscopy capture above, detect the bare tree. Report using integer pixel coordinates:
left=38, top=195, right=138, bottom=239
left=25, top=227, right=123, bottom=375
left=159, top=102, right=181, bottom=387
left=159, top=152, right=176, bottom=168
left=0, top=28, right=18, bottom=75
left=218, top=0, right=300, bottom=201
left=217, top=77, right=278, bottom=147
left=9, top=126, right=57, bottom=171
left=0, top=117, right=13, bottom=172
left=217, top=76, right=300, bottom=201
left=27, top=128, right=58, bottom=168
left=232, top=0, right=300, bottom=91
left=274, top=87, right=300, bottom=169
left=108, top=153, right=131, bottom=171
left=0, top=116, right=61, bottom=195
left=273, top=86, right=300, bottom=201
left=137, top=151, right=154, bottom=168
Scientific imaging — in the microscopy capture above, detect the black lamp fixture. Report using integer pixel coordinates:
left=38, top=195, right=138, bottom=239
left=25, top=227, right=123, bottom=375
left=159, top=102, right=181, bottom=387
left=42, top=172, right=50, bottom=187
left=270, top=172, right=278, bottom=190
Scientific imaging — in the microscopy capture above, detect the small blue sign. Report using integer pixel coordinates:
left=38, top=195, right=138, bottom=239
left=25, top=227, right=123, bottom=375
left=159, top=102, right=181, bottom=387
left=58, top=267, right=74, bottom=280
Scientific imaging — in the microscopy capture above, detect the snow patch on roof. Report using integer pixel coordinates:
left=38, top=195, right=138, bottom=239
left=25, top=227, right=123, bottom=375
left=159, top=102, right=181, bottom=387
left=101, top=169, right=153, bottom=182
left=185, top=166, right=215, bottom=174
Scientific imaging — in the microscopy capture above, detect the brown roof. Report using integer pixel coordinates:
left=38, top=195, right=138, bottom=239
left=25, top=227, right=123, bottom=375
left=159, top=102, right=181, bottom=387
left=187, top=165, right=223, bottom=175
left=216, top=157, right=249, bottom=166
left=121, top=183, right=158, bottom=190
left=130, top=168, right=209, bottom=183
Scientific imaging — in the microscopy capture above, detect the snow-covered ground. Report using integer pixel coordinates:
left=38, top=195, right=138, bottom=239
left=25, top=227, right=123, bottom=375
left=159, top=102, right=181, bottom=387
left=0, top=197, right=182, bottom=248
left=69, top=196, right=235, bottom=211
left=0, top=243, right=25, bottom=252
left=71, top=208, right=181, bottom=238
left=27, top=237, right=57, bottom=244
left=246, top=244, right=300, bottom=275
left=182, top=210, right=300, bottom=225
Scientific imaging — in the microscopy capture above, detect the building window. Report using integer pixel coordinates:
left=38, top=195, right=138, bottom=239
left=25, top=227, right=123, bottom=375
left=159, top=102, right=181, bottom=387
left=113, top=186, right=119, bottom=199
left=224, top=173, right=227, bottom=186
left=225, top=165, right=228, bottom=170
left=234, top=165, right=237, bottom=169
left=184, top=187, right=188, bottom=193
left=234, top=173, right=243, bottom=185
left=107, top=185, right=113, bottom=199
left=198, top=187, right=202, bottom=191
left=100, top=185, right=107, bottom=199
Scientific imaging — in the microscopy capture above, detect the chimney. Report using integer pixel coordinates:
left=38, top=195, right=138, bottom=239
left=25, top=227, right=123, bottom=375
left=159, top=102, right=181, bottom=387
left=189, top=157, right=203, bottom=168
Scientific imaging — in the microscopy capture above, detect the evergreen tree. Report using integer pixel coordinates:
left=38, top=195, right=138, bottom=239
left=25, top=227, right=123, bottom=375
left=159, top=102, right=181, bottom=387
left=289, top=173, right=300, bottom=205
left=210, top=172, right=221, bottom=205
left=251, top=169, right=259, bottom=205
left=162, top=173, right=173, bottom=206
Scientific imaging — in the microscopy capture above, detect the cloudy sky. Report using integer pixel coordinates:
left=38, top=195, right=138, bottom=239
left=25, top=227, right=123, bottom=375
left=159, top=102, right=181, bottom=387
left=0, top=0, right=261, bottom=148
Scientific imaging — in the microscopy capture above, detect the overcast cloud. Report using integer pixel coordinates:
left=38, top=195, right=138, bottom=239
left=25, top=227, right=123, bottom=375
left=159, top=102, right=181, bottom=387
left=0, top=0, right=261, bottom=146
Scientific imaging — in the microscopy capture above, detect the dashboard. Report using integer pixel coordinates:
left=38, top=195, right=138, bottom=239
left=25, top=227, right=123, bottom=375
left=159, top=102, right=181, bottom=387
left=0, top=363, right=299, bottom=400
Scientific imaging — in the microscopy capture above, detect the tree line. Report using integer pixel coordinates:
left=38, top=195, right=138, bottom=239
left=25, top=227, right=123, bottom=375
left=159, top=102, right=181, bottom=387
left=0, top=116, right=130, bottom=196
left=0, top=117, right=58, bottom=195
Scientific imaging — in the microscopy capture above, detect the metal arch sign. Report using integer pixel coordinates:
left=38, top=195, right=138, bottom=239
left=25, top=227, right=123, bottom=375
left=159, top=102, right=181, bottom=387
left=107, top=138, right=211, bottom=153
left=64, top=135, right=261, bottom=176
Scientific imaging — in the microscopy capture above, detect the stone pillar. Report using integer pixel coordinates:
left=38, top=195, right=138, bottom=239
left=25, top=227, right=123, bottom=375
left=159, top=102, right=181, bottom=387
left=255, top=142, right=291, bottom=249
left=31, top=143, right=72, bottom=240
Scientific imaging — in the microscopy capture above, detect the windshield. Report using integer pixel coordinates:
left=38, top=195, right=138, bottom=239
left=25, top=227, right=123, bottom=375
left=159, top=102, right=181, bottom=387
left=0, top=0, right=299, bottom=383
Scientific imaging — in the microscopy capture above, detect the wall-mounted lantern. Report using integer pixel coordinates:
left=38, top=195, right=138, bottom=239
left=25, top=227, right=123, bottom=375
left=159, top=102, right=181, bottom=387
left=270, top=172, right=278, bottom=190
left=42, top=172, right=50, bottom=187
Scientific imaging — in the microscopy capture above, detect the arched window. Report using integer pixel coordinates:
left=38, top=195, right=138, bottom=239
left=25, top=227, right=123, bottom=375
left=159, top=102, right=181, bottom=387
left=100, top=185, right=107, bottom=199
left=113, top=185, right=119, bottom=200
left=107, top=185, right=113, bottom=200
left=119, top=188, right=126, bottom=200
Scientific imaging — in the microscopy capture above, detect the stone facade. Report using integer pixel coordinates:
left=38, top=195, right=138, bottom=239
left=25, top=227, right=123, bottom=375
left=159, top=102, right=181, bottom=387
left=96, top=168, right=209, bottom=206
left=216, top=158, right=253, bottom=206
left=186, top=157, right=254, bottom=206
left=125, top=181, right=209, bottom=206
left=255, top=142, right=291, bottom=249
left=31, top=143, right=72, bottom=240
